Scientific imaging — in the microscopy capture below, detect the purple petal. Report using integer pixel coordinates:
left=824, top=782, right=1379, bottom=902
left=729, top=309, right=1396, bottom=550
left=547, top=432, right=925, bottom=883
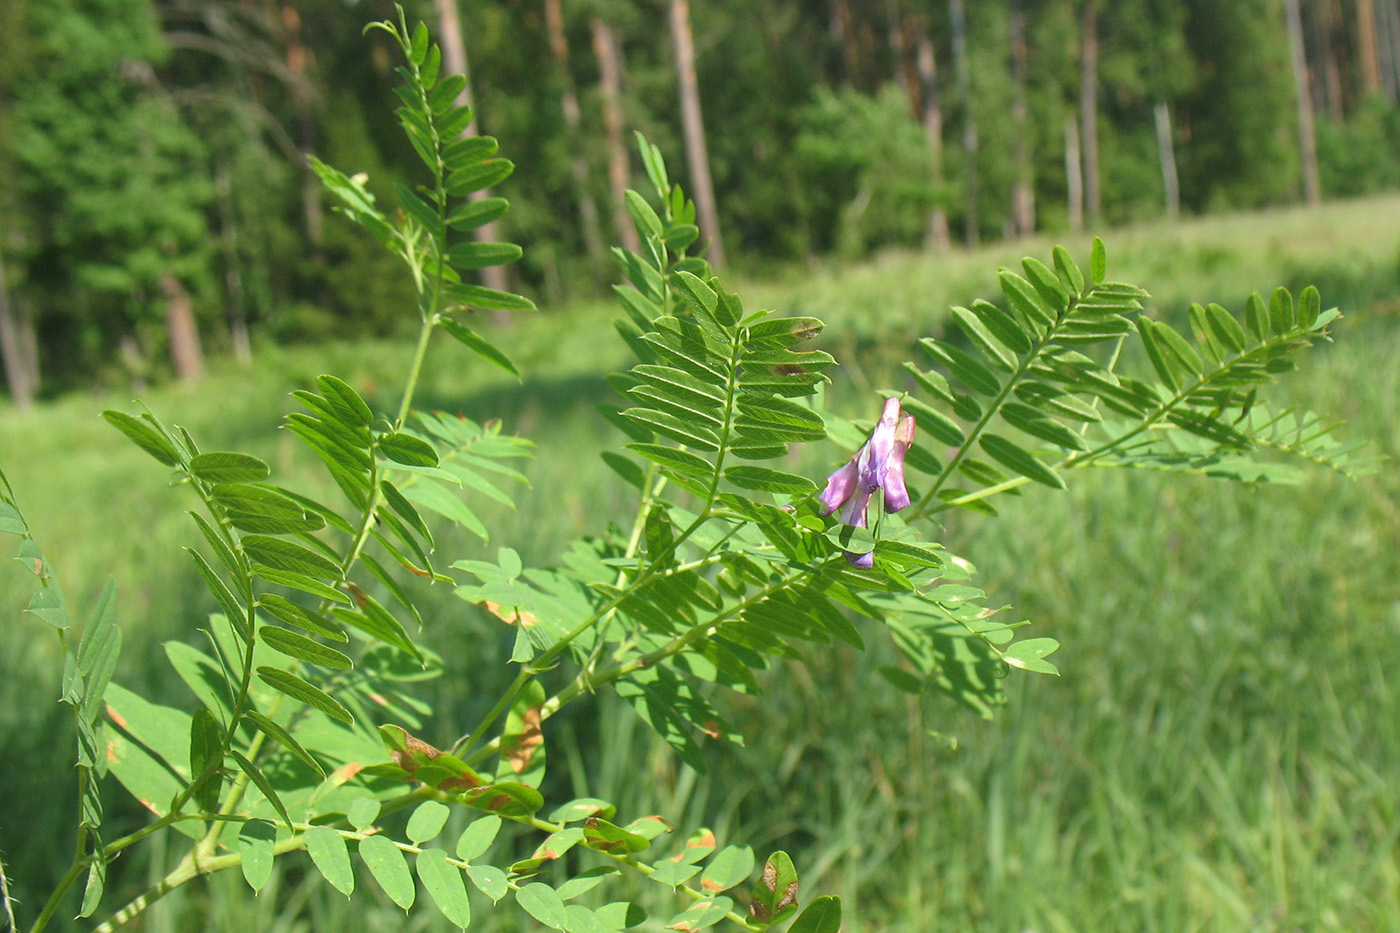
left=883, top=459, right=910, bottom=512
left=844, top=549, right=874, bottom=569
left=842, top=486, right=872, bottom=528
left=818, top=459, right=859, bottom=515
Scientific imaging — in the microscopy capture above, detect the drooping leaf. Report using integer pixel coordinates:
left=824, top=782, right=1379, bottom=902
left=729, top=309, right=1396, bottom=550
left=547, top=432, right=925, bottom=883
left=238, top=820, right=277, bottom=892
left=516, top=882, right=568, bottom=930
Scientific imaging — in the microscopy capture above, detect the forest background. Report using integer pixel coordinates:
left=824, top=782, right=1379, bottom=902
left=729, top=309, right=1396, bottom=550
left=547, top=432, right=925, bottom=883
left=3, top=0, right=1400, bottom=931
left=3, top=0, right=1400, bottom=396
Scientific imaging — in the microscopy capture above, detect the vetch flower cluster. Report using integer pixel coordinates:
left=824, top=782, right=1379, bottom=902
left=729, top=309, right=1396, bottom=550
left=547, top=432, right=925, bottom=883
left=819, top=396, right=916, bottom=568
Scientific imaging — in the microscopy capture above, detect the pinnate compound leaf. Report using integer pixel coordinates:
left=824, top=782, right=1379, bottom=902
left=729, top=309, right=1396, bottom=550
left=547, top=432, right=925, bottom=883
left=417, top=848, right=472, bottom=927
left=517, top=882, right=568, bottom=930
left=787, top=896, right=842, bottom=933
left=238, top=820, right=277, bottom=892
left=256, top=667, right=353, bottom=725
left=305, top=826, right=354, bottom=896
left=359, top=834, right=415, bottom=910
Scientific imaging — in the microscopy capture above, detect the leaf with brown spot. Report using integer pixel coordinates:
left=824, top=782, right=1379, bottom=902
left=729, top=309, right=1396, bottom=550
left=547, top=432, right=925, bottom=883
left=582, top=818, right=651, bottom=855
left=671, top=828, right=716, bottom=865
left=495, top=679, right=546, bottom=788
left=748, top=851, right=799, bottom=927
left=481, top=600, right=538, bottom=627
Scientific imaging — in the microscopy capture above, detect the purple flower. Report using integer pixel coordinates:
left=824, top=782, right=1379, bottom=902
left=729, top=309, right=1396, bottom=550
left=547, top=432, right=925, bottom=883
left=818, top=396, right=917, bottom=567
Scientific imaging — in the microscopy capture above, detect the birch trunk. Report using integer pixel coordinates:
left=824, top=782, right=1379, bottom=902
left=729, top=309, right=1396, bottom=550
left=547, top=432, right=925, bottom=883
left=0, top=249, right=34, bottom=409
left=1154, top=101, right=1180, bottom=222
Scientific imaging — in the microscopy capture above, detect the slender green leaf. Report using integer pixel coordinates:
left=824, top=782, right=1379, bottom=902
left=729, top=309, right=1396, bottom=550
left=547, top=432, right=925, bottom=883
left=258, top=625, right=353, bottom=670
left=101, top=410, right=180, bottom=466
left=980, top=434, right=1065, bottom=489
left=229, top=749, right=292, bottom=831
left=245, top=709, right=324, bottom=778
left=188, top=709, right=223, bottom=812
left=188, top=452, right=270, bottom=484
left=242, top=535, right=341, bottom=580
left=256, top=667, right=352, bottom=725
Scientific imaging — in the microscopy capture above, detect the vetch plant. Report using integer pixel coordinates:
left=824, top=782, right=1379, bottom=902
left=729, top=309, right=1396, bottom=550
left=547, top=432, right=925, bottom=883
left=0, top=9, right=1375, bottom=933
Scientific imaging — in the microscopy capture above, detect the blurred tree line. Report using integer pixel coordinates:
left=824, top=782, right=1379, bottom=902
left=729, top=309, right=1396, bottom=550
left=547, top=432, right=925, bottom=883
left=2, top=0, right=1399, bottom=403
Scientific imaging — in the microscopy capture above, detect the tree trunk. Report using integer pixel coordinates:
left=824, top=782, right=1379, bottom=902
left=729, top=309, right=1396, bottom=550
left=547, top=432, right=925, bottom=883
left=1009, top=0, right=1034, bottom=238
left=591, top=16, right=641, bottom=255
left=433, top=0, right=510, bottom=296
left=279, top=3, right=322, bottom=258
left=669, top=0, right=726, bottom=267
left=215, top=163, right=252, bottom=365
left=950, top=0, right=978, bottom=246
left=1358, top=0, right=1383, bottom=94
left=162, top=273, right=204, bottom=382
left=544, top=0, right=604, bottom=261
left=0, top=249, right=34, bottom=410
left=1064, top=113, right=1083, bottom=235
left=830, top=0, right=858, bottom=86
left=1321, top=0, right=1345, bottom=118
left=1080, top=0, right=1101, bottom=226
left=1285, top=0, right=1323, bottom=204
left=1377, top=0, right=1399, bottom=101
left=913, top=13, right=950, bottom=251
left=1154, top=101, right=1180, bottom=222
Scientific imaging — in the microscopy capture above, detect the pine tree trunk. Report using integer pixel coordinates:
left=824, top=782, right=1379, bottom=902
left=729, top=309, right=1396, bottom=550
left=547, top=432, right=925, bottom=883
left=545, top=0, right=604, bottom=261
left=1377, top=0, right=1399, bottom=101
left=830, top=0, right=858, bottom=85
left=669, top=0, right=726, bottom=267
left=162, top=272, right=204, bottom=382
left=1321, top=0, right=1345, bottom=118
left=1009, top=0, right=1034, bottom=238
left=913, top=13, right=950, bottom=251
left=0, top=249, right=34, bottom=410
left=950, top=0, right=978, bottom=246
left=1358, top=0, right=1383, bottom=94
left=215, top=163, right=252, bottom=365
left=279, top=3, right=323, bottom=259
left=1064, top=113, right=1083, bottom=235
left=1285, top=0, right=1323, bottom=204
left=591, top=16, right=641, bottom=255
left=434, top=0, right=510, bottom=296
left=1154, top=101, right=1180, bottom=222
left=1080, top=0, right=1101, bottom=226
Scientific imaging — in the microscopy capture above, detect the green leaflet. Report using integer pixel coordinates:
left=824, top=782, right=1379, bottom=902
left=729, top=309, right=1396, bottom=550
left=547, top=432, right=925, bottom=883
left=305, top=826, right=354, bottom=895
left=359, top=834, right=415, bottom=910
left=417, top=848, right=472, bottom=927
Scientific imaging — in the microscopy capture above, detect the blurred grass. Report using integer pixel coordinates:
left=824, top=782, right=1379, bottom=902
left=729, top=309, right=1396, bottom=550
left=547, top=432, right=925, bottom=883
left=2, top=192, right=1399, bottom=930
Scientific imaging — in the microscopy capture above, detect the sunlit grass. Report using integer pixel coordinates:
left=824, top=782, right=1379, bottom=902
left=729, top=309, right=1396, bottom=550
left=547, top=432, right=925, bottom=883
left=2, top=192, right=1399, bottom=930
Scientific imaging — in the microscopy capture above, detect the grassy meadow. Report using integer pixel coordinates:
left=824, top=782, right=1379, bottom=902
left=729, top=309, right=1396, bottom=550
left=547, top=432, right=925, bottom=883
left=2, top=193, right=1399, bottom=930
